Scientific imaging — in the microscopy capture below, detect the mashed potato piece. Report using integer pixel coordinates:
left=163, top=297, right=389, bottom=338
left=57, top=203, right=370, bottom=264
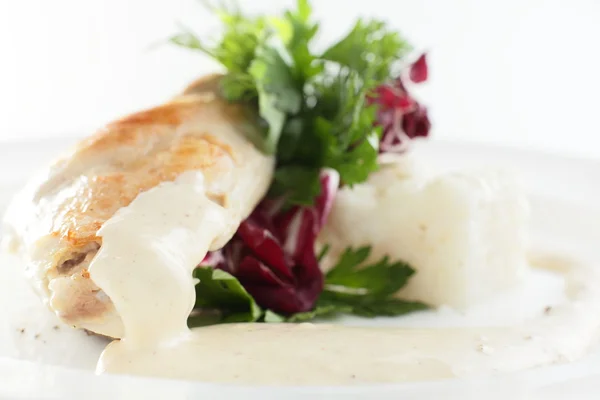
left=319, top=156, right=530, bottom=308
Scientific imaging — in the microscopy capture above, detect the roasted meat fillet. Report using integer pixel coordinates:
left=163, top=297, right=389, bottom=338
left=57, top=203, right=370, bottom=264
left=3, top=75, right=274, bottom=338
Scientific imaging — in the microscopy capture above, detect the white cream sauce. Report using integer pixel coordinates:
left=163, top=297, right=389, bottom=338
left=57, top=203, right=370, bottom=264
left=85, top=172, right=600, bottom=385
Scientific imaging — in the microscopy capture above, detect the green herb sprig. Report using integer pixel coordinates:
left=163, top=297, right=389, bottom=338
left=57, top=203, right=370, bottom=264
left=170, top=0, right=411, bottom=206
left=190, top=247, right=427, bottom=327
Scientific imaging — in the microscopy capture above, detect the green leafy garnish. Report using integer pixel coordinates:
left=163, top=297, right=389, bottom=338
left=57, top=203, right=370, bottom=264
left=322, top=20, right=411, bottom=82
left=170, top=0, right=411, bottom=206
left=249, top=45, right=302, bottom=151
left=189, top=247, right=427, bottom=326
left=262, top=310, right=287, bottom=323
left=285, top=304, right=345, bottom=322
left=316, top=247, right=428, bottom=318
left=189, top=267, right=262, bottom=327
left=174, top=0, right=426, bottom=326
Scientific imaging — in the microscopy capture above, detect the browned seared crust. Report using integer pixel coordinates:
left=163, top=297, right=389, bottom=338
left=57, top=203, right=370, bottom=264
left=42, top=93, right=246, bottom=251
left=53, top=133, right=230, bottom=248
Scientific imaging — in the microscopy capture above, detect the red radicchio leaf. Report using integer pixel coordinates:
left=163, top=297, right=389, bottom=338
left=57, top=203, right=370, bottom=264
left=368, top=53, right=431, bottom=154
left=201, top=169, right=340, bottom=314
left=409, top=53, right=428, bottom=83
left=402, top=103, right=431, bottom=140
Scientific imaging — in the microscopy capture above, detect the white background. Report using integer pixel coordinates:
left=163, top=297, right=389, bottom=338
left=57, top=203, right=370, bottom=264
left=0, top=0, right=599, bottom=158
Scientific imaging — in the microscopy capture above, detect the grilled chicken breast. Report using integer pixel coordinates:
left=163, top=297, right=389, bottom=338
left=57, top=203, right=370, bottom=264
left=2, top=75, right=274, bottom=337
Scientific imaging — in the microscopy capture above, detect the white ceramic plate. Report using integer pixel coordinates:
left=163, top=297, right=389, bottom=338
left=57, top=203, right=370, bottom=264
left=1, top=139, right=600, bottom=400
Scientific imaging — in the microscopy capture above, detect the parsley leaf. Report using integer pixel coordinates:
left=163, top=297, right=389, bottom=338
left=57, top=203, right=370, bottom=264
left=278, top=0, right=322, bottom=82
left=324, top=247, right=414, bottom=298
left=249, top=45, right=302, bottom=152
left=349, top=299, right=428, bottom=318
left=324, top=246, right=371, bottom=279
left=189, top=266, right=262, bottom=327
left=262, top=310, right=286, bottom=323
left=322, top=19, right=411, bottom=82
left=312, top=72, right=382, bottom=186
left=269, top=165, right=321, bottom=206
left=219, top=72, right=257, bottom=102
left=170, top=0, right=413, bottom=206
left=285, top=304, right=345, bottom=322
left=317, top=247, right=428, bottom=318
left=168, top=24, right=210, bottom=54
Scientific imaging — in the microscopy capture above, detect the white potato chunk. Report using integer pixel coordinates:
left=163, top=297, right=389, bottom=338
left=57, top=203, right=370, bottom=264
left=319, top=158, right=530, bottom=308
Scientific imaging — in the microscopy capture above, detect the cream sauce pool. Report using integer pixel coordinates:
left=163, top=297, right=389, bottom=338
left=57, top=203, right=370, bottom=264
left=77, top=173, right=600, bottom=385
